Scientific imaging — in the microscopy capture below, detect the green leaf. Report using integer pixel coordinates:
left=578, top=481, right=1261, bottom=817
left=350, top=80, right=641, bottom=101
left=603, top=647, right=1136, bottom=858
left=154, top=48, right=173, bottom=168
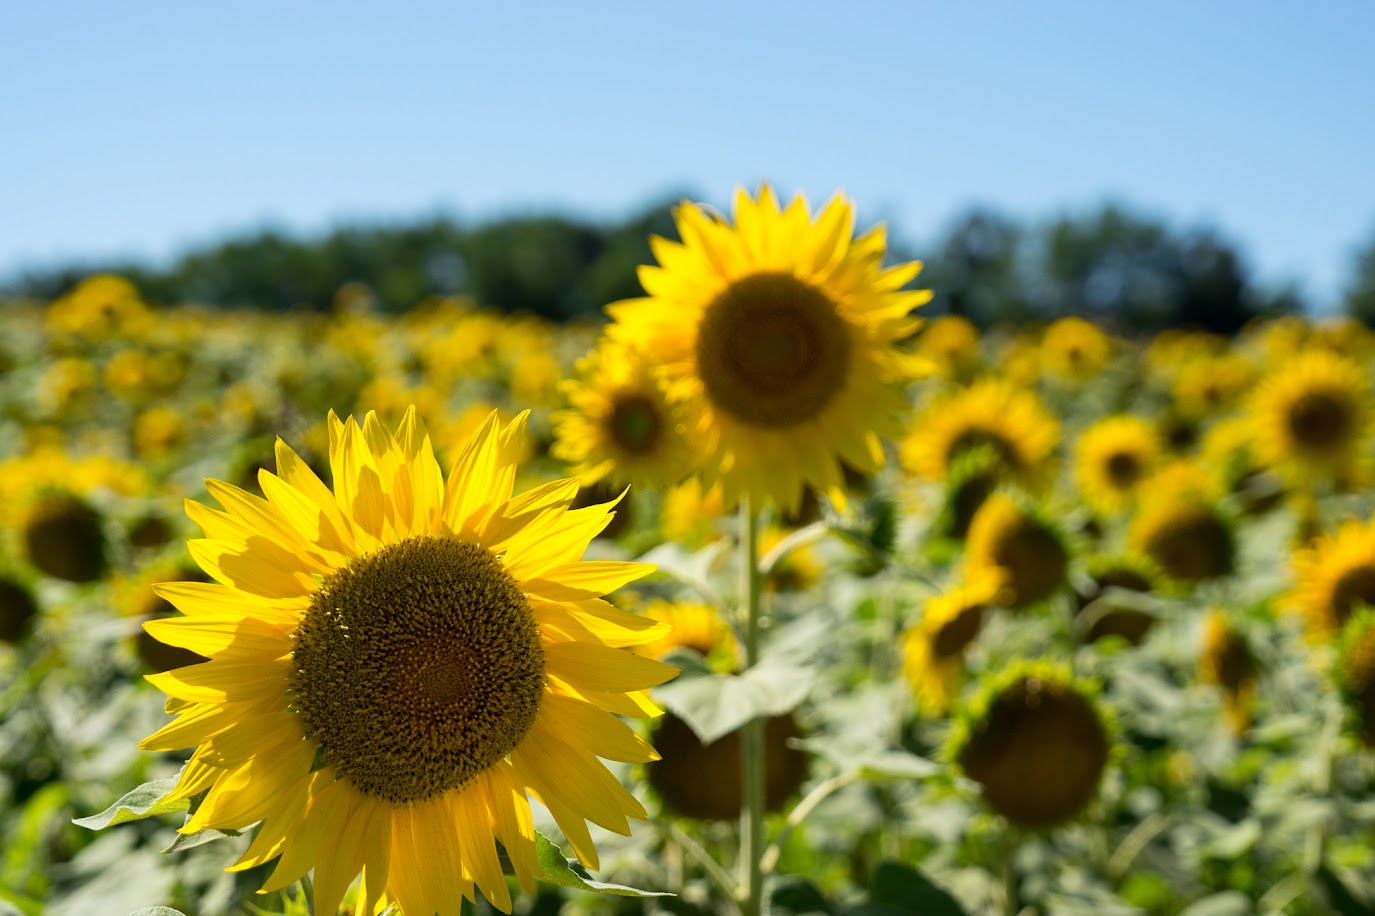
left=859, top=861, right=967, bottom=916
left=772, top=876, right=835, bottom=915
left=502, top=833, right=671, bottom=897
left=1178, top=893, right=1251, bottom=916
left=162, top=827, right=240, bottom=854
left=654, top=613, right=830, bottom=744
left=124, top=909, right=188, bottom=916
left=73, top=779, right=188, bottom=830
left=792, top=740, right=940, bottom=781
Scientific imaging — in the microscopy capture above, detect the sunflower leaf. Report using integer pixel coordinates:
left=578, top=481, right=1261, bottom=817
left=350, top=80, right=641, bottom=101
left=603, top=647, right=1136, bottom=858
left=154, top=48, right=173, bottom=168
left=653, top=653, right=814, bottom=744
left=521, top=832, right=672, bottom=896
left=123, top=909, right=189, bottom=916
left=72, top=779, right=188, bottom=831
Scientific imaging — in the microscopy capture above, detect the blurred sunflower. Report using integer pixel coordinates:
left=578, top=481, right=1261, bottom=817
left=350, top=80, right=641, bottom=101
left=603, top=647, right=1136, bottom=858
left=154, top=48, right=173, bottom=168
left=0, top=571, right=40, bottom=644
left=140, top=407, right=677, bottom=914
left=552, top=339, right=693, bottom=491
left=659, top=478, right=727, bottom=549
left=632, top=598, right=738, bottom=668
left=948, top=662, right=1114, bottom=830
left=1040, top=316, right=1110, bottom=382
left=1199, top=611, right=1257, bottom=734
left=965, top=492, right=1069, bottom=609
left=1128, top=498, right=1235, bottom=584
left=1073, top=415, right=1162, bottom=515
left=900, top=378, right=1059, bottom=490
left=1249, top=349, right=1369, bottom=474
left=606, top=185, right=931, bottom=514
left=759, top=523, right=823, bottom=593
left=1288, top=519, right=1375, bottom=636
left=1336, top=608, right=1375, bottom=747
left=1171, top=353, right=1254, bottom=419
left=902, top=572, right=1005, bottom=715
left=917, top=314, right=981, bottom=380
left=1076, top=554, right=1166, bottom=647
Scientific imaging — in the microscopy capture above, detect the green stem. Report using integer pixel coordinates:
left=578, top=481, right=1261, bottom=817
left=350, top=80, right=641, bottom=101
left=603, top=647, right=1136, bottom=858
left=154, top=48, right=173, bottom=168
left=666, top=823, right=742, bottom=914
left=739, top=497, right=765, bottom=916
left=299, top=872, right=316, bottom=916
left=1000, top=828, right=1019, bottom=916
left=760, top=771, right=862, bottom=875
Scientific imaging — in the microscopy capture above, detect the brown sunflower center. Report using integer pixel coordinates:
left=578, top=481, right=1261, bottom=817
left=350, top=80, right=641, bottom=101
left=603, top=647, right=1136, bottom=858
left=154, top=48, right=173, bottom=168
left=932, top=605, right=986, bottom=658
left=289, top=536, right=544, bottom=805
left=985, top=517, right=1068, bottom=608
left=1332, top=564, right=1375, bottom=626
left=695, top=272, right=850, bottom=427
left=957, top=676, right=1110, bottom=829
left=23, top=494, right=107, bottom=584
left=607, top=393, right=664, bottom=454
left=1286, top=390, right=1354, bottom=451
left=1104, top=451, right=1143, bottom=488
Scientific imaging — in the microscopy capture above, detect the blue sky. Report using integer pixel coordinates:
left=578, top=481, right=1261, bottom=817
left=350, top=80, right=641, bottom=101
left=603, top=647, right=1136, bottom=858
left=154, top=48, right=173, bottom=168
left=3, top=2, right=1373, bottom=310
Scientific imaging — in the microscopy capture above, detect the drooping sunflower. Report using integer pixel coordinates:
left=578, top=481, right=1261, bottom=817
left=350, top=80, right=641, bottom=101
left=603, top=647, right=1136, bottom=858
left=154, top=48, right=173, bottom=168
left=965, top=492, right=1070, bottom=609
left=1073, top=415, right=1163, bottom=515
left=606, top=186, right=932, bottom=514
left=552, top=339, right=693, bottom=491
left=1199, top=611, right=1257, bottom=734
left=947, top=662, right=1114, bottom=830
left=1249, top=349, right=1370, bottom=475
left=902, top=572, right=1006, bottom=715
left=1127, top=465, right=1234, bottom=583
left=140, top=408, right=677, bottom=915
left=900, top=378, right=1059, bottom=491
left=1288, top=519, right=1375, bottom=636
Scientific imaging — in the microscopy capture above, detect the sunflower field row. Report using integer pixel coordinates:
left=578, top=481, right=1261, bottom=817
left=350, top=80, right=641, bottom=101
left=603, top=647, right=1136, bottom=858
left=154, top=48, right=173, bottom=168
left=3, top=189, right=1375, bottom=916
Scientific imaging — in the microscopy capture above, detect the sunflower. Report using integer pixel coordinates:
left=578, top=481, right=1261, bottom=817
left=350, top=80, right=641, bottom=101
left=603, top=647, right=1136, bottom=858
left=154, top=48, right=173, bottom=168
left=917, top=314, right=981, bottom=380
left=1076, top=554, right=1166, bottom=647
left=1199, top=611, right=1257, bottom=734
left=1073, top=415, right=1162, bottom=515
left=1127, top=466, right=1234, bottom=583
left=1249, top=349, right=1370, bottom=475
left=965, top=493, right=1069, bottom=609
left=1288, top=519, right=1375, bottom=636
left=606, top=186, right=931, bottom=514
left=1040, top=316, right=1111, bottom=382
left=1171, top=353, right=1255, bottom=420
left=948, top=662, right=1113, bottom=830
left=900, top=378, right=1059, bottom=491
left=902, top=572, right=1006, bottom=715
left=632, top=598, right=738, bottom=668
left=1336, top=608, right=1375, bottom=747
left=140, top=407, right=677, bottom=915
left=0, top=572, right=39, bottom=644
left=20, top=492, right=108, bottom=584
left=552, top=339, right=693, bottom=491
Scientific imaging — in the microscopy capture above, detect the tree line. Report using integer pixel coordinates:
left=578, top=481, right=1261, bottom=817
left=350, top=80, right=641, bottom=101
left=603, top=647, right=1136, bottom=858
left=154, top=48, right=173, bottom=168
left=8, top=197, right=1375, bottom=333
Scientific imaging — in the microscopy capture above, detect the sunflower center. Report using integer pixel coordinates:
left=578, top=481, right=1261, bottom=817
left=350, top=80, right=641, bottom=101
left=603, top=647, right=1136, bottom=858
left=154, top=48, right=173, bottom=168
left=1104, top=451, right=1143, bottom=488
left=1287, top=391, right=1353, bottom=451
left=289, top=536, right=544, bottom=805
left=607, top=394, right=664, bottom=454
left=948, top=431, right=1020, bottom=474
left=932, top=605, right=985, bottom=658
left=695, top=272, right=850, bottom=427
left=1332, top=564, right=1375, bottom=625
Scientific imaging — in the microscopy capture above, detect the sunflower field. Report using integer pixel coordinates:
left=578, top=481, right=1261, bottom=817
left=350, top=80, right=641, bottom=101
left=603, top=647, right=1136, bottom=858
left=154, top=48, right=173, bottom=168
left=4, top=188, right=1375, bottom=916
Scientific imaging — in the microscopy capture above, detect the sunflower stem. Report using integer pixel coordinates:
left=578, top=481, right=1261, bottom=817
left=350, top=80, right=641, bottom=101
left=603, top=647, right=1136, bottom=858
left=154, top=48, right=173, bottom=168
left=739, top=496, right=766, bottom=916
left=999, top=828, right=1019, bottom=916
left=298, top=872, right=315, bottom=916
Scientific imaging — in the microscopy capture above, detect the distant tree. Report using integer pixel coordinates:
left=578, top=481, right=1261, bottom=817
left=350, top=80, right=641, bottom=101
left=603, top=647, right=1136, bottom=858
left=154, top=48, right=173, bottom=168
left=925, top=208, right=1031, bottom=326
left=1344, top=226, right=1375, bottom=327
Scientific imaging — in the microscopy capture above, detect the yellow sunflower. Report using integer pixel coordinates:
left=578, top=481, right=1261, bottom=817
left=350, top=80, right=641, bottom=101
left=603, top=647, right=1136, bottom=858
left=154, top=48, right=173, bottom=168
left=552, top=339, right=693, bottom=490
left=632, top=598, right=738, bottom=668
left=900, top=378, right=1059, bottom=491
left=1288, top=519, right=1375, bottom=636
left=606, top=185, right=931, bottom=514
left=140, top=407, right=677, bottom=915
left=1128, top=491, right=1235, bottom=584
left=917, top=314, right=981, bottom=379
left=965, top=493, right=1069, bottom=609
left=1249, top=349, right=1370, bottom=474
left=1073, top=415, right=1162, bottom=515
left=902, top=572, right=1006, bottom=715
left=1199, top=611, right=1257, bottom=734
left=1040, top=316, right=1111, bottom=382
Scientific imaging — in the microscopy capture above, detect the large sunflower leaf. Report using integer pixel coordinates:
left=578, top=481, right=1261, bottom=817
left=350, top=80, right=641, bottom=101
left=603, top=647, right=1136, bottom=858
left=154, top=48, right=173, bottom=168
left=652, top=650, right=813, bottom=744
left=497, top=833, right=672, bottom=897
left=72, top=779, right=187, bottom=830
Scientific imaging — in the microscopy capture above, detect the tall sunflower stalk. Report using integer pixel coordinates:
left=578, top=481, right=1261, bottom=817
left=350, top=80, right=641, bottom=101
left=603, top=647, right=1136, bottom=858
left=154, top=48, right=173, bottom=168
left=603, top=185, right=930, bottom=910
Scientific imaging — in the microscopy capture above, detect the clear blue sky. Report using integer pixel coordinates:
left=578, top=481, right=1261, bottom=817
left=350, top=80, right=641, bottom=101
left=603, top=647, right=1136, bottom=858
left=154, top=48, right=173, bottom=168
left=3, top=2, right=1373, bottom=310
